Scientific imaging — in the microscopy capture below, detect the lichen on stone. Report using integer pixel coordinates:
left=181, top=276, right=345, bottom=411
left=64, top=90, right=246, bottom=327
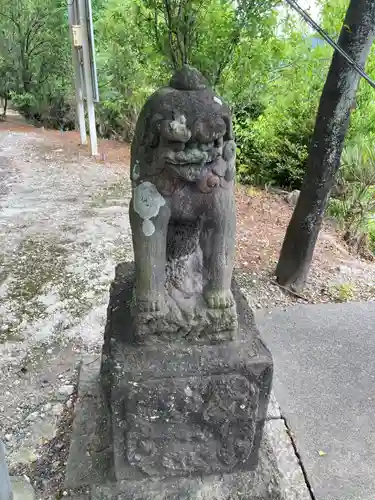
left=133, top=181, right=166, bottom=236
left=132, top=160, right=140, bottom=182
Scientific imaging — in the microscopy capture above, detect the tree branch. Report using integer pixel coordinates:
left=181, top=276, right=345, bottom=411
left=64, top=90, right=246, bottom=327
left=152, top=4, right=162, bottom=53
left=25, top=15, right=49, bottom=54
left=163, top=0, right=179, bottom=68
left=28, top=38, right=49, bottom=57
left=0, top=9, right=22, bottom=34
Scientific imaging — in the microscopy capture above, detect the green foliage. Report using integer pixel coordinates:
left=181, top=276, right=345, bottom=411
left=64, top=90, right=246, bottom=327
left=94, top=0, right=278, bottom=140
left=0, top=0, right=73, bottom=125
left=234, top=35, right=331, bottom=188
left=332, top=283, right=354, bottom=303
left=137, top=0, right=277, bottom=83
left=328, top=143, right=375, bottom=256
left=234, top=99, right=312, bottom=187
left=346, top=45, right=375, bottom=148
left=319, top=0, right=350, bottom=34
left=369, top=222, right=375, bottom=254
left=94, top=0, right=168, bottom=139
left=0, top=0, right=374, bottom=201
left=328, top=143, right=375, bottom=234
left=12, top=91, right=76, bottom=129
left=233, top=0, right=375, bottom=189
left=319, top=0, right=375, bottom=258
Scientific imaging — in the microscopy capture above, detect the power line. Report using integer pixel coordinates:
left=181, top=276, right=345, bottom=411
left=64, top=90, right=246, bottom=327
left=283, top=0, right=375, bottom=90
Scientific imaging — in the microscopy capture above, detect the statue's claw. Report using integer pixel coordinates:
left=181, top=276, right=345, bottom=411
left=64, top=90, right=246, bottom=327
left=203, top=289, right=234, bottom=309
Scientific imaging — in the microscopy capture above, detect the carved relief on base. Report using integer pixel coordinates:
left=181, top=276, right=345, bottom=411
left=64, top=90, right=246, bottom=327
left=123, top=374, right=259, bottom=478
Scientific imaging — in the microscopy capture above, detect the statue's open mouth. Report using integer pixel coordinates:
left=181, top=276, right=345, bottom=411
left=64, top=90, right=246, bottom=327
left=166, top=163, right=206, bottom=182
left=165, top=147, right=223, bottom=181
left=165, top=148, right=220, bottom=167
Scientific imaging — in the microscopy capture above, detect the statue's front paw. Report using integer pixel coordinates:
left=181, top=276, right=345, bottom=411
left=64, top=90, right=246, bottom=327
left=136, top=293, right=165, bottom=313
left=204, top=289, right=234, bottom=309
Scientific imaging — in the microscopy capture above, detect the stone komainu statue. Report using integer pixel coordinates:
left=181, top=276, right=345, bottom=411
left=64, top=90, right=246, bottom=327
left=130, top=65, right=237, bottom=339
left=67, top=70, right=273, bottom=499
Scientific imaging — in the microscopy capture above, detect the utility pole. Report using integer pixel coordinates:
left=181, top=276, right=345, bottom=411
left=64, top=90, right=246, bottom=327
left=68, top=0, right=87, bottom=145
left=78, top=0, right=98, bottom=156
left=68, top=0, right=98, bottom=156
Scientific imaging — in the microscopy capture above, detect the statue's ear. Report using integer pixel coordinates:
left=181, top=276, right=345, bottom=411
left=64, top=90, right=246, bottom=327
left=145, top=113, right=164, bottom=147
left=222, top=115, right=233, bottom=141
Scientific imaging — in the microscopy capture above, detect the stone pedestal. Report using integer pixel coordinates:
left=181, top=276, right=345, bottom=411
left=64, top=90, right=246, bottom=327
left=105, top=262, right=272, bottom=492
left=66, top=262, right=273, bottom=498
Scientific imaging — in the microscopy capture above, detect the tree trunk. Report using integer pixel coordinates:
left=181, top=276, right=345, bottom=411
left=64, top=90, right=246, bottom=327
left=275, top=0, right=375, bottom=291
left=22, top=58, right=32, bottom=93
left=2, top=94, right=8, bottom=118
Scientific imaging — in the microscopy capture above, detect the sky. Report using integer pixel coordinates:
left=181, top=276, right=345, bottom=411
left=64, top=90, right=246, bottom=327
left=298, top=0, right=321, bottom=20
left=277, top=0, right=322, bottom=33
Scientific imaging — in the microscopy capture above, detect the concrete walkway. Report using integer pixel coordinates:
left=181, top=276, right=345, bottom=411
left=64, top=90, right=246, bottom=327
left=255, top=301, right=375, bottom=500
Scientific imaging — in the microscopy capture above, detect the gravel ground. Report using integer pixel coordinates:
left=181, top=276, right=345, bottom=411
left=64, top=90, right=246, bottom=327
left=0, top=129, right=132, bottom=498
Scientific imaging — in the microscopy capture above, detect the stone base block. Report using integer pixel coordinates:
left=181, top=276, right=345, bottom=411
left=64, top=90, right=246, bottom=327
left=99, top=263, right=273, bottom=483
left=91, top=460, right=279, bottom=500
left=66, top=262, right=278, bottom=499
left=65, top=361, right=310, bottom=500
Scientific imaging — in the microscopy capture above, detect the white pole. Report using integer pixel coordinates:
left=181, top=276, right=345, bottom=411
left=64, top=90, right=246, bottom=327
left=78, top=0, right=98, bottom=156
left=68, top=0, right=87, bottom=145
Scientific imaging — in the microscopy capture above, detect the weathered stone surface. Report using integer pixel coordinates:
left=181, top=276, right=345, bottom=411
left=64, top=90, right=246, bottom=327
left=91, top=423, right=311, bottom=500
left=99, top=262, right=272, bottom=483
left=265, top=420, right=311, bottom=500
left=267, top=390, right=281, bottom=420
left=102, top=261, right=238, bottom=345
left=8, top=409, right=62, bottom=466
left=66, top=361, right=310, bottom=500
left=65, top=359, right=114, bottom=489
left=66, top=67, right=277, bottom=500
left=10, top=477, right=36, bottom=500
left=0, top=440, right=12, bottom=500
left=134, top=289, right=238, bottom=342
left=122, top=373, right=259, bottom=477
left=129, top=65, right=237, bottom=339
left=92, top=467, right=281, bottom=500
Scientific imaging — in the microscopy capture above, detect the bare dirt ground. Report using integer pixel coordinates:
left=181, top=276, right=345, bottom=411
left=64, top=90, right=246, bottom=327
left=236, top=186, right=375, bottom=308
left=0, top=117, right=374, bottom=498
